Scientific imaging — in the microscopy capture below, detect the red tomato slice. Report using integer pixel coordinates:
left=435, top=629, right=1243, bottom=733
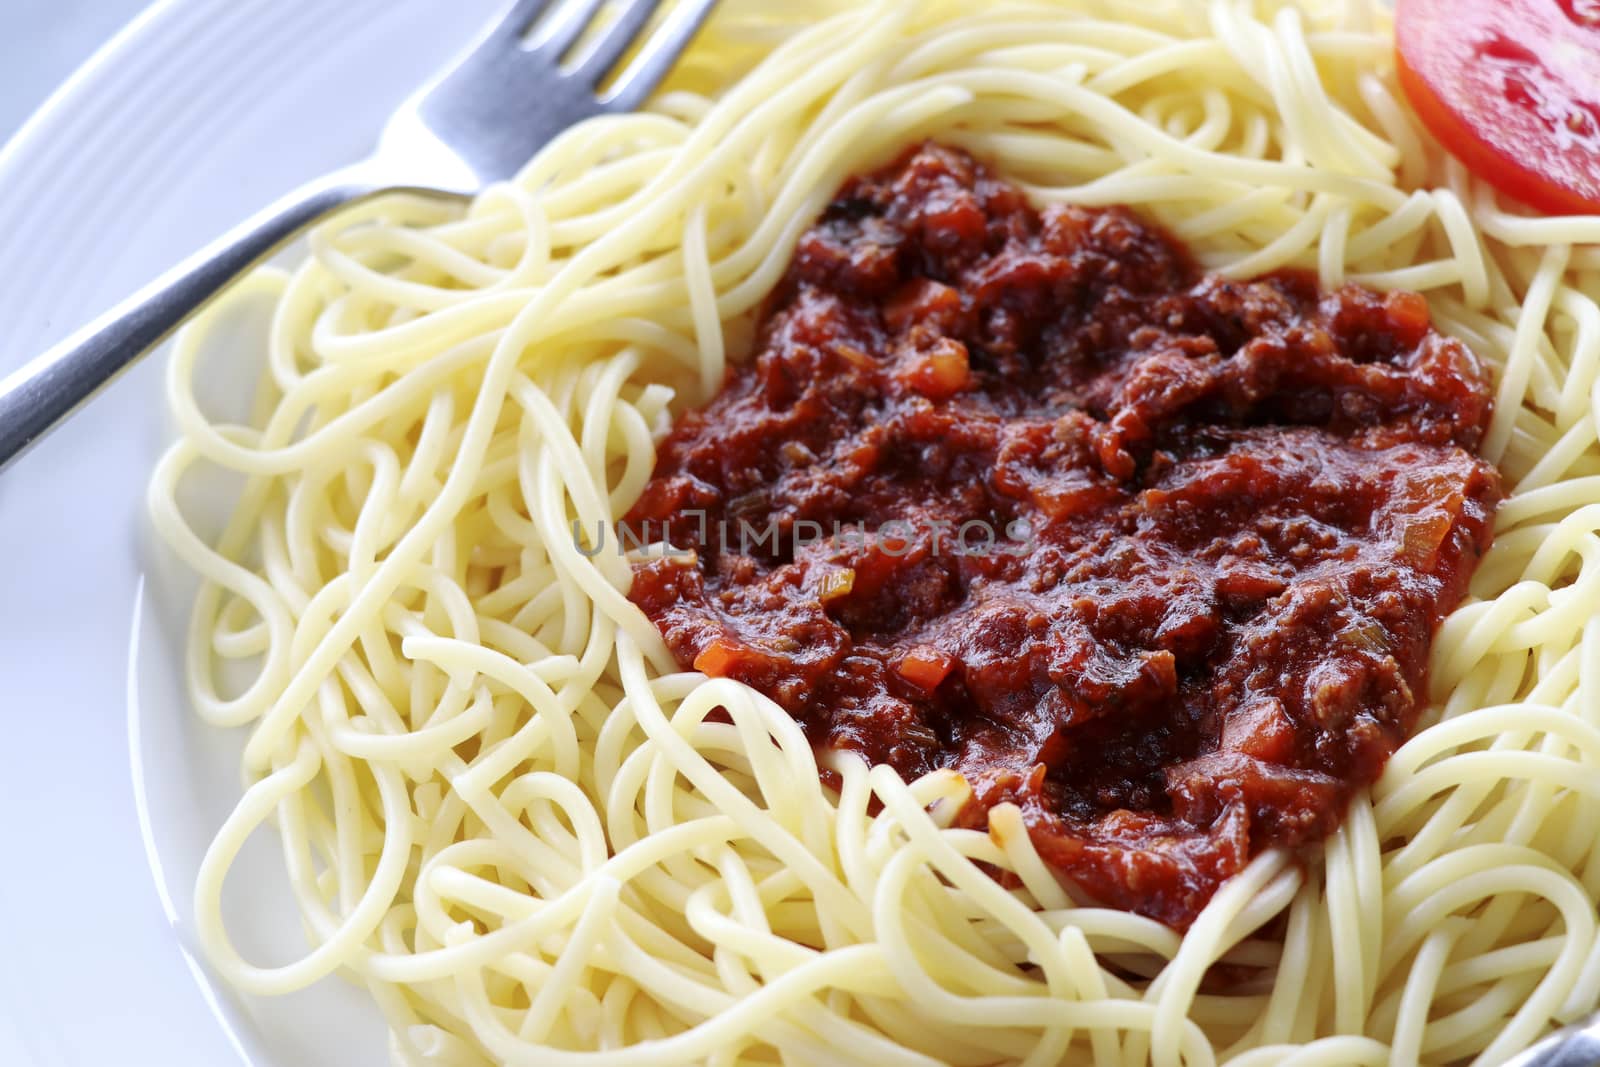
left=1396, top=0, right=1600, bottom=215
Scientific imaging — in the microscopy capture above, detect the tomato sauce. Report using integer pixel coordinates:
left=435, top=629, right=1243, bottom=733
left=625, top=144, right=1500, bottom=927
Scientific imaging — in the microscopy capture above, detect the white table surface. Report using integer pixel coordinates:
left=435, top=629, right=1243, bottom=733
left=0, top=0, right=156, bottom=143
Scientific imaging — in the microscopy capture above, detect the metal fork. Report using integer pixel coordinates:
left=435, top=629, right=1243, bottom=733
left=1502, top=1014, right=1600, bottom=1067
left=0, top=0, right=718, bottom=471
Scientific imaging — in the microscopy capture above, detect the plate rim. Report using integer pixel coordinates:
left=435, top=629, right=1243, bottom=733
left=0, top=3, right=497, bottom=1065
left=0, top=0, right=179, bottom=184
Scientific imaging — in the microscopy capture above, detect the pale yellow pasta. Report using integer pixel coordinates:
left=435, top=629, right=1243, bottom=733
left=148, top=1, right=1600, bottom=1063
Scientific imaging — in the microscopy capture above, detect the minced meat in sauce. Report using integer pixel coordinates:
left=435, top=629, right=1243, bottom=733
left=624, top=143, right=1500, bottom=928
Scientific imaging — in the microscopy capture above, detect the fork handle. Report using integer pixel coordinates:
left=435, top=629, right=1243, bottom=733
left=0, top=166, right=382, bottom=471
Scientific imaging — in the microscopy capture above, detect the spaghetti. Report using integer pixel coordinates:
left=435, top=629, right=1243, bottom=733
left=149, top=1, right=1600, bottom=1064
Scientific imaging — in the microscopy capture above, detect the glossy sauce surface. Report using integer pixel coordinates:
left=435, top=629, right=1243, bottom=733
left=626, top=144, right=1500, bottom=926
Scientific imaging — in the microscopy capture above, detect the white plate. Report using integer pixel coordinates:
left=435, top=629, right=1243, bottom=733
left=0, top=2, right=503, bottom=1064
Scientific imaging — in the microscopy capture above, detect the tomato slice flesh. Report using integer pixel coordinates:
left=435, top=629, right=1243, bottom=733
left=1397, top=0, right=1600, bottom=215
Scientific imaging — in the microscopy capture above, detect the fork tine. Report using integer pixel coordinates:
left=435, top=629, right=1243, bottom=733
left=602, top=0, right=718, bottom=107
left=527, top=0, right=609, bottom=57
left=491, top=0, right=561, bottom=40
left=570, top=0, right=668, bottom=85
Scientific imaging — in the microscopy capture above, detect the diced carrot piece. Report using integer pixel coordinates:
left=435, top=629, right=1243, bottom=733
left=694, top=640, right=741, bottom=676
left=1384, top=290, right=1431, bottom=344
left=903, top=338, right=970, bottom=399
left=1222, top=699, right=1294, bottom=763
left=897, top=647, right=954, bottom=691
